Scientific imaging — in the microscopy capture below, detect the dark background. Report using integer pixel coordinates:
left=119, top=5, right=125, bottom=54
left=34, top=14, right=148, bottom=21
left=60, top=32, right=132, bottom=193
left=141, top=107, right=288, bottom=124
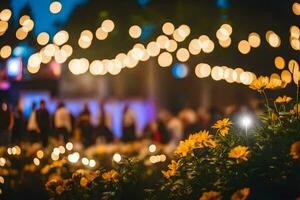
left=0, top=0, right=298, bottom=112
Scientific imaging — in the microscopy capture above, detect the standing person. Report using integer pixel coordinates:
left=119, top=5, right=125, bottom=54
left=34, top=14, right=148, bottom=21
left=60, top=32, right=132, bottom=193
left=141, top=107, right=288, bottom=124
left=54, top=102, right=72, bottom=143
left=95, top=102, right=114, bottom=143
left=167, top=117, right=183, bottom=146
left=78, top=103, right=93, bottom=147
left=12, top=102, right=25, bottom=144
left=36, top=100, right=51, bottom=147
left=143, top=121, right=162, bottom=143
left=0, top=101, right=14, bottom=146
left=121, top=105, right=136, bottom=143
left=157, top=109, right=172, bottom=144
left=197, top=107, right=211, bottom=129
left=27, top=102, right=39, bottom=143
left=179, top=108, right=202, bottom=139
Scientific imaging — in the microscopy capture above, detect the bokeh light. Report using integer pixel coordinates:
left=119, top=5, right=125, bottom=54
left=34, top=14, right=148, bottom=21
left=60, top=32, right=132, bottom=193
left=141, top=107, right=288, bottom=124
left=176, top=48, right=190, bottom=62
left=101, top=19, right=115, bottom=32
left=37, top=32, right=50, bottom=46
left=195, top=63, right=211, bottom=78
left=0, top=45, right=12, bottom=59
left=129, top=25, right=142, bottom=38
left=292, top=2, right=300, bottom=15
left=248, top=32, right=261, bottom=48
left=96, top=27, right=108, bottom=40
left=162, top=22, right=175, bottom=35
left=238, top=40, right=251, bottom=54
left=50, top=1, right=62, bottom=14
left=158, top=52, right=173, bottom=67
left=274, top=56, right=285, bottom=70
left=172, top=63, right=188, bottom=79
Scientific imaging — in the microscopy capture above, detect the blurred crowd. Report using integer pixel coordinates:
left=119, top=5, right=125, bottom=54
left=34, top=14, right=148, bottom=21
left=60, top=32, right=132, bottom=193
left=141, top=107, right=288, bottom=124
left=0, top=98, right=263, bottom=147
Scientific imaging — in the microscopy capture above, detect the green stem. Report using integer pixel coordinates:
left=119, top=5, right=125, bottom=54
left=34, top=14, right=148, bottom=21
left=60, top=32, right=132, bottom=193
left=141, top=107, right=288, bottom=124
left=273, top=101, right=279, bottom=113
left=297, top=82, right=299, bottom=119
left=262, top=90, right=271, bottom=116
left=297, top=82, right=299, bottom=130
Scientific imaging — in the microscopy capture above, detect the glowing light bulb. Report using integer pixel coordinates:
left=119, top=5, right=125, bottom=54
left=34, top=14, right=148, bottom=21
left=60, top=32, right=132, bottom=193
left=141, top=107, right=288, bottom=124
left=113, top=153, right=121, bottom=163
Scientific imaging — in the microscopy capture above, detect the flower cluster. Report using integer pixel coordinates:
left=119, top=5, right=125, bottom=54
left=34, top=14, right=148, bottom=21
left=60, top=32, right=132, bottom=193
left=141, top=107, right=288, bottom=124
left=161, top=160, right=179, bottom=179
left=199, top=191, right=222, bottom=200
left=249, top=76, right=287, bottom=92
left=198, top=188, right=250, bottom=200
left=275, top=95, right=292, bottom=103
left=290, top=141, right=300, bottom=159
left=212, top=118, right=232, bottom=137
left=175, top=130, right=217, bottom=157
left=228, top=146, right=250, bottom=163
left=102, top=169, right=119, bottom=182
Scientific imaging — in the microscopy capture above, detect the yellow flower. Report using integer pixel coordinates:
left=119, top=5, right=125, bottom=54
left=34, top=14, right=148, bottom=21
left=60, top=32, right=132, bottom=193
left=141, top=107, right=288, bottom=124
left=48, top=173, right=62, bottom=183
left=249, top=76, right=269, bottom=92
left=275, top=95, right=292, bottom=103
left=80, top=177, right=88, bottom=187
left=45, top=179, right=61, bottom=192
left=161, top=170, right=175, bottom=179
left=265, top=79, right=287, bottom=90
left=175, top=140, right=193, bottom=157
left=86, top=170, right=101, bottom=182
left=291, top=104, right=300, bottom=116
left=72, top=169, right=87, bottom=179
left=102, top=170, right=119, bottom=182
left=199, top=191, right=222, bottom=200
left=175, top=131, right=217, bottom=157
left=228, top=146, right=250, bottom=162
left=55, top=185, right=65, bottom=195
left=189, top=130, right=217, bottom=148
left=271, top=112, right=278, bottom=121
left=41, top=160, right=67, bottom=175
left=41, top=165, right=50, bottom=175
left=168, top=160, right=179, bottom=171
left=231, top=188, right=250, bottom=200
left=290, top=141, right=300, bottom=159
left=162, top=160, right=179, bottom=179
left=212, top=118, right=232, bottom=137
left=24, top=164, right=37, bottom=172
left=52, top=159, right=66, bottom=168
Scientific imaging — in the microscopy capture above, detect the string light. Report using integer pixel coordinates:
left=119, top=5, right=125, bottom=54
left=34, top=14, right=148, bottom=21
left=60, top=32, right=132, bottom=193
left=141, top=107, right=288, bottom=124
left=148, top=144, right=156, bottom=153
left=248, top=32, right=261, bottom=48
left=266, top=31, right=281, bottom=48
left=129, top=25, right=142, bottom=38
left=36, top=150, right=44, bottom=159
left=89, top=159, right=96, bottom=167
left=50, top=1, right=62, bottom=14
left=33, top=158, right=40, bottom=166
left=68, top=152, right=80, bottom=163
left=293, top=2, right=300, bottom=15
left=0, top=157, right=6, bottom=167
left=37, top=32, right=50, bottom=46
left=0, top=45, right=11, bottom=59
left=274, top=56, right=285, bottom=70
left=101, top=19, right=115, bottom=32
left=162, top=22, right=175, bottom=35
left=158, top=52, right=173, bottom=67
left=0, top=9, right=12, bottom=22
left=176, top=48, right=190, bottom=62
left=95, top=27, right=108, bottom=40
left=81, top=157, right=89, bottom=165
left=195, top=63, right=211, bottom=78
left=113, top=153, right=122, bottom=163
left=66, top=142, right=73, bottom=151
left=238, top=40, right=251, bottom=54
